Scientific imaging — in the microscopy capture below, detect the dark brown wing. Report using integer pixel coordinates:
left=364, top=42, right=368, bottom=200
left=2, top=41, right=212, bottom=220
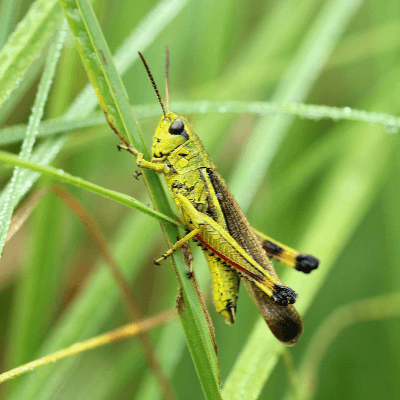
left=208, top=170, right=302, bottom=345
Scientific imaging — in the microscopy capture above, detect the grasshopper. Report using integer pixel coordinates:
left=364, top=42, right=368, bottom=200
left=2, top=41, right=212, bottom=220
left=118, top=51, right=318, bottom=345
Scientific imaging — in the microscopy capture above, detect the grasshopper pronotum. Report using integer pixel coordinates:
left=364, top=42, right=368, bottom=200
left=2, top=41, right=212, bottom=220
left=118, top=50, right=319, bottom=345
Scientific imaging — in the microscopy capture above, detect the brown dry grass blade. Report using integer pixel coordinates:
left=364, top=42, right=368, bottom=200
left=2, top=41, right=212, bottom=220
left=0, top=308, right=177, bottom=384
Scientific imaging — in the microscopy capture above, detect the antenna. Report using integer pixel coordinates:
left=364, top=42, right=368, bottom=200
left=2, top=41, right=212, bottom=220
left=138, top=51, right=166, bottom=116
left=165, top=45, right=170, bottom=113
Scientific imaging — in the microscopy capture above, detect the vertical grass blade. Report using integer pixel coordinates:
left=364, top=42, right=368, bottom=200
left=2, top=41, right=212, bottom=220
left=0, top=24, right=66, bottom=257
left=0, top=0, right=62, bottom=108
left=59, top=0, right=221, bottom=397
left=0, top=0, right=22, bottom=49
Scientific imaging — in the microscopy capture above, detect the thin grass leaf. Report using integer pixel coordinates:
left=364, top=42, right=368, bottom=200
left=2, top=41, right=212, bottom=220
left=0, top=150, right=179, bottom=226
left=2, top=100, right=400, bottom=146
left=0, top=309, right=176, bottom=384
left=0, top=0, right=62, bottom=108
left=0, top=0, right=22, bottom=49
left=0, top=58, right=46, bottom=125
left=59, top=0, right=221, bottom=397
left=68, top=0, right=189, bottom=117
left=0, top=25, right=66, bottom=257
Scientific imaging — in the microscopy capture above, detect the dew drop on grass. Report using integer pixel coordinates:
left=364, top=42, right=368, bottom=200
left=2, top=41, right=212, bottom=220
left=218, top=106, right=227, bottom=113
left=343, top=106, right=352, bottom=114
left=385, top=123, right=399, bottom=134
left=303, top=112, right=322, bottom=121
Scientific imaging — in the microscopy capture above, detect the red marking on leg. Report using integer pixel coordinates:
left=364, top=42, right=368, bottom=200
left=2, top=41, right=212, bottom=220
left=194, top=234, right=263, bottom=282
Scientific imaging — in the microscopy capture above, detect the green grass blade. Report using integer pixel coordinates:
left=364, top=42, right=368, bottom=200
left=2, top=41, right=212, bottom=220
left=0, top=25, right=66, bottom=257
left=68, top=0, right=189, bottom=117
left=0, top=0, right=62, bottom=107
left=0, top=0, right=22, bottom=49
left=59, top=0, right=221, bottom=397
left=0, top=57, right=45, bottom=125
left=0, top=149, right=179, bottom=227
left=2, top=100, right=399, bottom=146
left=3, top=25, right=67, bottom=371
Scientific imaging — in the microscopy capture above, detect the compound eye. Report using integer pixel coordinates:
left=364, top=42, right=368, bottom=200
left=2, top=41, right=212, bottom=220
left=168, top=119, right=185, bottom=135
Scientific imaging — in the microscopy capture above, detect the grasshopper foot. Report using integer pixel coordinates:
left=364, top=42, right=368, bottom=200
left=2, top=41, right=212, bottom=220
left=117, top=143, right=139, bottom=156
left=117, top=143, right=127, bottom=151
left=153, top=256, right=161, bottom=266
left=133, top=171, right=142, bottom=180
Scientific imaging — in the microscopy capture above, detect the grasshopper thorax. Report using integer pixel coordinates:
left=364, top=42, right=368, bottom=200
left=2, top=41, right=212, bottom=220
left=152, top=111, right=193, bottom=159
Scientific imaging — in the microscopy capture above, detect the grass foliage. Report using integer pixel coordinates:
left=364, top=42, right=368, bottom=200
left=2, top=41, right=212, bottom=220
left=0, top=0, right=399, bottom=399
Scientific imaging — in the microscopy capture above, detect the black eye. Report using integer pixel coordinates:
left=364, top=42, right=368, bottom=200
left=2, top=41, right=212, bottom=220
left=169, top=119, right=185, bottom=135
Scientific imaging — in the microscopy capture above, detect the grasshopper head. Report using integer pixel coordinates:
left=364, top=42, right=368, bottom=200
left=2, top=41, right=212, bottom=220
left=152, top=112, right=192, bottom=158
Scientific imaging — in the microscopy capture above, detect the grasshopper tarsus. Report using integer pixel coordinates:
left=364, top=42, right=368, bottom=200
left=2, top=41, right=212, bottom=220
left=133, top=171, right=142, bottom=180
left=117, top=142, right=139, bottom=156
left=186, top=271, right=194, bottom=279
left=153, top=257, right=161, bottom=266
left=117, top=143, right=125, bottom=152
left=295, top=254, right=319, bottom=273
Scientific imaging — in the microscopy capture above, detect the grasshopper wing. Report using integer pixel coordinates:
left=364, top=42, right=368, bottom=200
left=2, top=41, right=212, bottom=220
left=208, top=170, right=303, bottom=344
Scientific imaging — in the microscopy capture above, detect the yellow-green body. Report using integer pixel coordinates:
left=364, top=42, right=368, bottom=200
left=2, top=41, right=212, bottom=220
left=150, top=113, right=242, bottom=323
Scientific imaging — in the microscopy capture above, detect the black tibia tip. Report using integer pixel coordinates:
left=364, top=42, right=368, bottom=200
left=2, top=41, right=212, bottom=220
left=226, top=301, right=236, bottom=325
left=295, top=254, right=319, bottom=273
left=263, top=240, right=283, bottom=255
left=272, top=284, right=297, bottom=306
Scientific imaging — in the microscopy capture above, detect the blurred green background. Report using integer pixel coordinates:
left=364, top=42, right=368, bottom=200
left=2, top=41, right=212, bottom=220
left=0, top=0, right=400, bottom=399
